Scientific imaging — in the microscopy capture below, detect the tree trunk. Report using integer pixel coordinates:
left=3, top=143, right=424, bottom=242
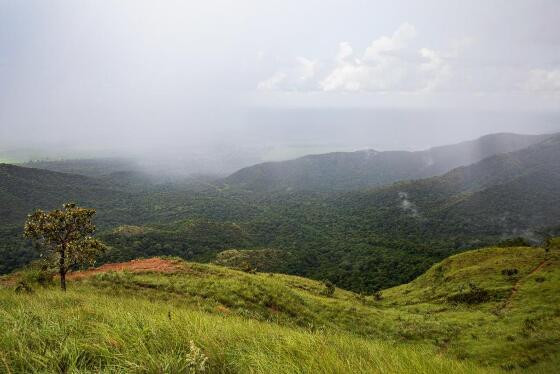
left=60, top=269, right=66, bottom=291
left=59, top=248, right=67, bottom=291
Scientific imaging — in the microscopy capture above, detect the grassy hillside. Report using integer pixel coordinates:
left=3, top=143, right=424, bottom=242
left=1, top=245, right=559, bottom=372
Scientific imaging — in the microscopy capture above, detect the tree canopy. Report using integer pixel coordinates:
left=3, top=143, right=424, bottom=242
left=24, top=203, right=107, bottom=290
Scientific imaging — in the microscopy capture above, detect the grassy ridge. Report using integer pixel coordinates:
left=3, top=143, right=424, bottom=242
left=0, top=289, right=491, bottom=374
left=1, top=245, right=559, bottom=372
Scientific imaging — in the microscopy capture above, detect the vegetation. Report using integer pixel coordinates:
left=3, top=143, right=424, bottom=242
left=23, top=203, right=107, bottom=290
left=1, top=244, right=559, bottom=372
left=2, top=134, right=560, bottom=293
left=223, top=133, right=550, bottom=192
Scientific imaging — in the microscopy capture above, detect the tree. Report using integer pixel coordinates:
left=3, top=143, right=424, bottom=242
left=24, top=203, right=107, bottom=291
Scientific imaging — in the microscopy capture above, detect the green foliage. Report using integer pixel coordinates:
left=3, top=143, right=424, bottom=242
left=321, top=280, right=336, bottom=297
left=501, top=268, right=519, bottom=277
left=24, top=203, right=108, bottom=290
left=0, top=287, right=494, bottom=374
left=214, top=248, right=291, bottom=273
left=3, top=135, right=560, bottom=293
left=446, top=282, right=491, bottom=305
left=497, top=237, right=532, bottom=248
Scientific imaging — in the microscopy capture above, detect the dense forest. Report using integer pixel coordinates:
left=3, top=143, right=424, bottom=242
left=2, top=133, right=560, bottom=292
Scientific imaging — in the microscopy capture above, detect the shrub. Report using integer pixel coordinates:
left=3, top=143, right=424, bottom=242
left=321, top=280, right=335, bottom=297
left=497, top=237, right=531, bottom=247
left=501, top=268, right=518, bottom=277
left=447, top=282, right=490, bottom=305
left=15, top=281, right=33, bottom=293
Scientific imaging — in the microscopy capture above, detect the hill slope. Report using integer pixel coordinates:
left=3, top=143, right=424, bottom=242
left=0, top=163, right=131, bottom=226
left=342, top=133, right=560, bottom=238
left=1, top=245, right=559, bottom=372
left=223, top=133, right=552, bottom=192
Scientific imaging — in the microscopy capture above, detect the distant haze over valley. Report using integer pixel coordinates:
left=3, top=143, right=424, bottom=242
left=2, top=109, right=560, bottom=176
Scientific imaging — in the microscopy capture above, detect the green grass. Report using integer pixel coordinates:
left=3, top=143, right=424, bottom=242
left=1, top=245, right=559, bottom=373
left=0, top=289, right=492, bottom=374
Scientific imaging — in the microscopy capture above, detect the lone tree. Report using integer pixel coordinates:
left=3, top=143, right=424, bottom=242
left=24, top=203, right=107, bottom=291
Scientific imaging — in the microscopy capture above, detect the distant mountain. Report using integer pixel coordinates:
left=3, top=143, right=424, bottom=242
left=224, top=133, right=553, bottom=192
left=0, top=163, right=131, bottom=226
left=341, top=133, right=560, bottom=238
left=20, top=158, right=141, bottom=178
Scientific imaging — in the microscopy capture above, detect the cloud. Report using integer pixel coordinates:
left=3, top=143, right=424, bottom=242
left=321, top=23, right=453, bottom=92
left=525, top=69, right=560, bottom=92
left=257, top=57, right=317, bottom=91
left=256, top=23, right=560, bottom=97
left=418, top=48, right=452, bottom=91
left=259, top=23, right=457, bottom=93
left=363, top=22, right=416, bottom=61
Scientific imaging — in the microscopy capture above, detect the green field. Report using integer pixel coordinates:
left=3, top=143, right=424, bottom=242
left=1, top=245, right=559, bottom=373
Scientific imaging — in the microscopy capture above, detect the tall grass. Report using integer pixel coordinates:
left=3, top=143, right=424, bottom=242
left=0, top=288, right=494, bottom=374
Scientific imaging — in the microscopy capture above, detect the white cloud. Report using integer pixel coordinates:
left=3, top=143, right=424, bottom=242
left=257, top=71, right=288, bottom=91
left=257, top=57, right=317, bottom=91
left=419, top=48, right=451, bottom=91
left=321, top=23, right=445, bottom=92
left=256, top=24, right=559, bottom=97
left=336, top=42, right=353, bottom=63
left=525, top=69, right=560, bottom=92
left=363, top=22, right=416, bottom=61
left=259, top=23, right=457, bottom=94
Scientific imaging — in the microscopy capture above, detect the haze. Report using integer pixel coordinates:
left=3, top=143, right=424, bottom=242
left=1, top=0, right=559, bottom=173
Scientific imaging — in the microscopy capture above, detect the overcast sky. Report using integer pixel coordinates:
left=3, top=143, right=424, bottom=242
left=1, top=0, right=559, bottom=169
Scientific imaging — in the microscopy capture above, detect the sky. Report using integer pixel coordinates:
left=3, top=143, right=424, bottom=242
left=0, top=0, right=559, bottom=172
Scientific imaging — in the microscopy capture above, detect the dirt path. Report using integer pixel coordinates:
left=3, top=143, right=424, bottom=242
left=503, top=258, right=548, bottom=309
left=67, top=258, right=184, bottom=280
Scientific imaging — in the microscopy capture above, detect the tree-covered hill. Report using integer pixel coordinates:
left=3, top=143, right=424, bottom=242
left=2, top=134, right=560, bottom=292
left=0, top=163, right=132, bottom=226
left=223, top=133, right=553, bottom=192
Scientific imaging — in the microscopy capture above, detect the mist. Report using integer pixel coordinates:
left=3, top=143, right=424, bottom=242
left=1, top=0, right=559, bottom=174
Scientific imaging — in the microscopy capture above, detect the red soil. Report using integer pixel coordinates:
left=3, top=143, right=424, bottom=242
left=67, top=258, right=184, bottom=280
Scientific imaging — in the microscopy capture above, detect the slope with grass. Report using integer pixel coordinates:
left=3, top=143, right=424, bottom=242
left=1, top=245, right=559, bottom=372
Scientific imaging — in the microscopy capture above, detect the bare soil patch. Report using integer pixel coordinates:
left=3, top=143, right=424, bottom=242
left=68, top=258, right=184, bottom=280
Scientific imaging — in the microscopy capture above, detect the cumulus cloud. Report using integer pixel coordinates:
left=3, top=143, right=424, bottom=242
left=259, top=23, right=458, bottom=93
left=257, top=23, right=560, bottom=97
left=363, top=22, right=416, bottom=61
left=322, top=23, right=458, bottom=93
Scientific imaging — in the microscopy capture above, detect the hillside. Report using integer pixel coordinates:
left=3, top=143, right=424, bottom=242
left=341, top=133, right=560, bottom=237
left=1, top=245, right=559, bottom=372
left=0, top=163, right=132, bottom=226
left=223, top=133, right=552, bottom=192
left=20, top=158, right=141, bottom=178
left=2, top=133, right=560, bottom=292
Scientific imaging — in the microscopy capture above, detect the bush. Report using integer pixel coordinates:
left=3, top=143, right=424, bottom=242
left=321, top=280, right=335, bottom=297
left=501, top=268, right=518, bottom=277
left=497, top=237, right=531, bottom=247
left=447, top=282, right=490, bottom=305
left=15, top=281, right=33, bottom=293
